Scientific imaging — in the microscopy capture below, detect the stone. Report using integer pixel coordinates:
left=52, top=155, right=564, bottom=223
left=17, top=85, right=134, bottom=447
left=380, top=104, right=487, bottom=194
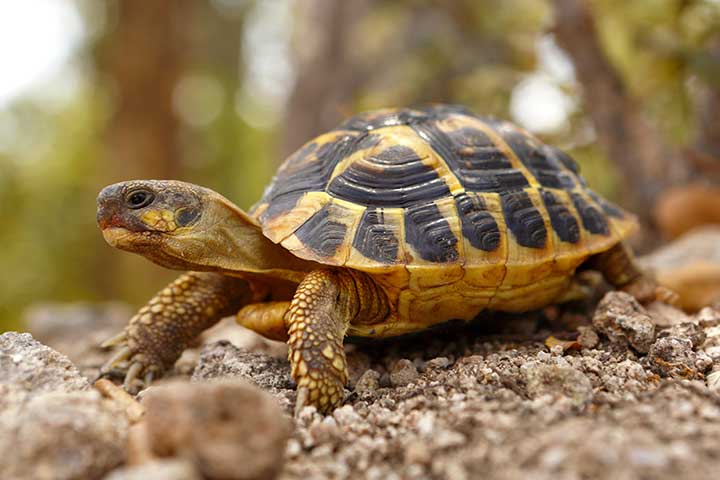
left=647, top=337, right=712, bottom=379
left=389, top=359, right=419, bottom=387
left=426, top=357, right=452, bottom=370
left=577, top=327, right=599, bottom=349
left=522, top=362, right=594, bottom=407
left=0, top=332, right=89, bottom=409
left=645, top=302, right=692, bottom=328
left=142, top=379, right=290, bottom=480
left=640, top=226, right=720, bottom=311
left=707, top=369, right=720, bottom=392
left=355, top=369, right=381, bottom=398
left=333, top=404, right=362, bottom=426
left=593, top=292, right=656, bottom=353
left=696, top=307, right=720, bottom=327
left=104, top=460, right=201, bottom=480
left=0, top=391, right=128, bottom=480
left=657, top=323, right=706, bottom=349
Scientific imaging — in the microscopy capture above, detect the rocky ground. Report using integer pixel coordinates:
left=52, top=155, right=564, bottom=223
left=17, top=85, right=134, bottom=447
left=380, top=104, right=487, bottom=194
left=3, top=229, right=720, bottom=480
left=1, top=292, right=719, bottom=480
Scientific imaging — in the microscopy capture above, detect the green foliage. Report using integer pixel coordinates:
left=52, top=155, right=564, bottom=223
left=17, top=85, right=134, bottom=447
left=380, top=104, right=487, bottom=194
left=0, top=0, right=714, bottom=330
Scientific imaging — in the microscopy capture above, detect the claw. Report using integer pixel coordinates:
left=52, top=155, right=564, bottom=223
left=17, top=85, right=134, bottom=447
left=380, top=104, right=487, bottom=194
left=101, top=346, right=132, bottom=373
left=294, top=387, right=309, bottom=417
left=101, top=331, right=128, bottom=349
left=143, top=370, right=155, bottom=386
left=655, top=286, right=680, bottom=307
left=124, top=362, right=144, bottom=391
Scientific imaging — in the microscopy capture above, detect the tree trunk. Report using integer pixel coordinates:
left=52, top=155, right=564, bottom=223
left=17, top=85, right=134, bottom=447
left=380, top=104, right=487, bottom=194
left=281, top=0, right=373, bottom=158
left=98, top=0, right=188, bottom=181
left=551, top=0, right=691, bottom=228
left=692, top=38, right=720, bottom=175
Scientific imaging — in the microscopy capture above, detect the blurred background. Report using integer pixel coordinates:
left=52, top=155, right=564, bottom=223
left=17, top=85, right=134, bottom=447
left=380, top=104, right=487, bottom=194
left=0, top=0, right=719, bottom=330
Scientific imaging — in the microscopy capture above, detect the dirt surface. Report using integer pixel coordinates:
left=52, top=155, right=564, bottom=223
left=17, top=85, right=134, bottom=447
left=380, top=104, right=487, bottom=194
left=4, top=290, right=720, bottom=479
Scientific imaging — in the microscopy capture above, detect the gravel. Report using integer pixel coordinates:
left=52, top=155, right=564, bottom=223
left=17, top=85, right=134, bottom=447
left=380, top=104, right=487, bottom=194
left=13, top=296, right=720, bottom=480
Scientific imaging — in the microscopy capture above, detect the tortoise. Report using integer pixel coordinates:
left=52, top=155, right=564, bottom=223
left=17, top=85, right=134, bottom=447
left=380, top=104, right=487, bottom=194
left=96, top=104, right=671, bottom=414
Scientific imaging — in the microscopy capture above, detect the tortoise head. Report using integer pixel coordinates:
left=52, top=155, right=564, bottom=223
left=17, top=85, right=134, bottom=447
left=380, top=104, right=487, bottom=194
left=97, top=179, right=313, bottom=280
left=97, top=180, right=208, bottom=255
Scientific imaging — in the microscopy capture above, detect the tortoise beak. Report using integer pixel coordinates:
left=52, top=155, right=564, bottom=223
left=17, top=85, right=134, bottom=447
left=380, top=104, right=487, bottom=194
left=96, top=183, right=124, bottom=230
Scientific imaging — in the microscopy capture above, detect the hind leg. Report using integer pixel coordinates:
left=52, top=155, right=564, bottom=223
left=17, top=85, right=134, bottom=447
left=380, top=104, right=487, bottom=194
left=591, top=242, right=678, bottom=305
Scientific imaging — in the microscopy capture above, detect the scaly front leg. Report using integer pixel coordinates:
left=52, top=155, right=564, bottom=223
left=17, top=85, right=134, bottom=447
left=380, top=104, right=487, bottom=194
left=101, top=272, right=255, bottom=391
left=286, top=269, right=390, bottom=415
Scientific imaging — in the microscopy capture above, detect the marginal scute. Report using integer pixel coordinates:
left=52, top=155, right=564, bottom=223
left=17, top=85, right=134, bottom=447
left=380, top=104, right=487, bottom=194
left=500, top=190, right=547, bottom=249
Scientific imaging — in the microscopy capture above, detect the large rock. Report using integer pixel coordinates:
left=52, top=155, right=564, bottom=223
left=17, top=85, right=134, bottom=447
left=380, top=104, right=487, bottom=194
left=104, top=460, right=201, bottom=480
left=640, top=227, right=720, bottom=311
left=0, top=391, right=128, bottom=480
left=592, top=292, right=656, bottom=353
left=192, top=340, right=293, bottom=390
left=142, top=379, right=291, bottom=480
left=0, top=332, right=89, bottom=409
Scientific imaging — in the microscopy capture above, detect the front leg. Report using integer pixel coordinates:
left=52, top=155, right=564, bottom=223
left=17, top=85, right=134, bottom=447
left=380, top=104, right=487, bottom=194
left=286, top=269, right=390, bottom=415
left=101, top=272, right=255, bottom=390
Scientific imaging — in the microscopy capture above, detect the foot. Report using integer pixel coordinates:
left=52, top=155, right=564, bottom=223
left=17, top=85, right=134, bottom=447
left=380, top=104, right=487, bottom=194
left=293, top=370, right=346, bottom=416
left=99, top=329, right=164, bottom=393
left=99, top=272, right=253, bottom=393
left=621, top=276, right=680, bottom=307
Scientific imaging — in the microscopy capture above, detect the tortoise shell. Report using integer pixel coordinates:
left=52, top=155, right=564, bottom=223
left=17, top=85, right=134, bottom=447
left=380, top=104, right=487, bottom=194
left=250, top=105, right=636, bottom=287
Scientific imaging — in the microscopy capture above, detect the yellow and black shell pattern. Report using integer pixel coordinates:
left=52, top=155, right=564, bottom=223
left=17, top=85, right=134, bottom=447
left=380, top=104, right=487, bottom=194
left=251, top=105, right=636, bottom=301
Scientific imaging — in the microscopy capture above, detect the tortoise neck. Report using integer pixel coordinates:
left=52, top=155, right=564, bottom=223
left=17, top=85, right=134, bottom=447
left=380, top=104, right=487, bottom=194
left=157, top=193, right=318, bottom=283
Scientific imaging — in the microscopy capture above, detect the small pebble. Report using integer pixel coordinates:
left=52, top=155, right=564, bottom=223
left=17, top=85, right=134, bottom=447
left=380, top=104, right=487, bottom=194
left=355, top=369, right=381, bottom=398
left=333, top=404, right=361, bottom=426
left=522, top=362, right=594, bottom=407
left=577, top=327, right=599, bottom=349
left=647, top=337, right=707, bottom=379
left=657, top=323, right=706, bottom=349
left=426, top=357, right=452, bottom=369
left=390, top=359, right=419, bottom=387
left=593, top=292, right=656, bottom=353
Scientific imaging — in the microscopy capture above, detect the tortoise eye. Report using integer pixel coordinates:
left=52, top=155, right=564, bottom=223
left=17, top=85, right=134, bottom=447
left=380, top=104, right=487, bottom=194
left=125, top=189, right=155, bottom=209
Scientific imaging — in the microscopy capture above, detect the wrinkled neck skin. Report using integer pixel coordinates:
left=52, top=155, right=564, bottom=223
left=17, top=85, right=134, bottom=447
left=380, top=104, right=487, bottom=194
left=142, top=190, right=317, bottom=284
